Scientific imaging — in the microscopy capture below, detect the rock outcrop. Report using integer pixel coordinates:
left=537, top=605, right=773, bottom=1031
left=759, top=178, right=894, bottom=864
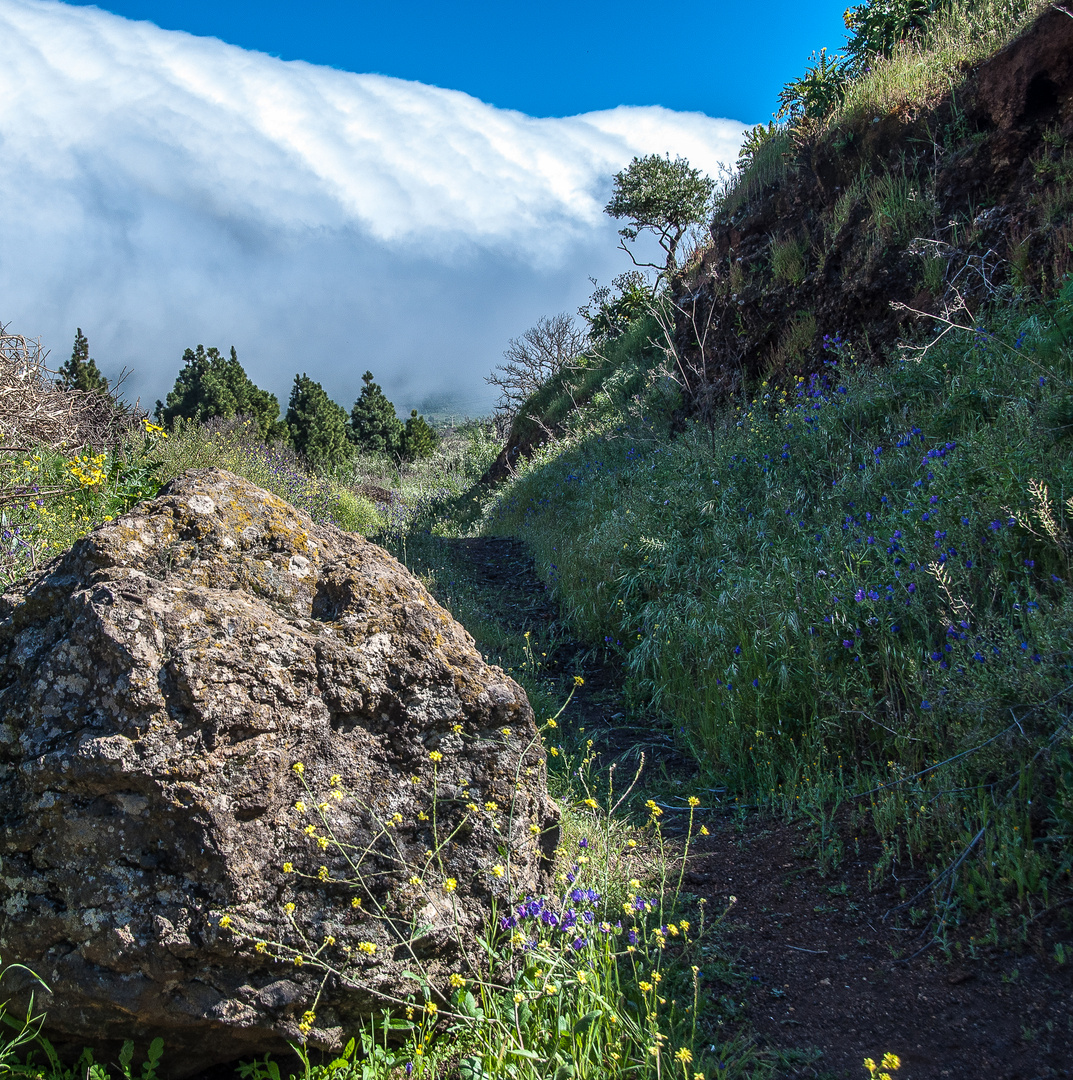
left=0, top=469, right=558, bottom=1076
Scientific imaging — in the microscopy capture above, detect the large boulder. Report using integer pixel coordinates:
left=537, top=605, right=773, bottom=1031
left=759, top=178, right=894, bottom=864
left=0, top=469, right=558, bottom=1076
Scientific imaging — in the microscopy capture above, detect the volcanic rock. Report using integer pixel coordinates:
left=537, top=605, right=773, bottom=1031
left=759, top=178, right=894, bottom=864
left=0, top=469, right=558, bottom=1076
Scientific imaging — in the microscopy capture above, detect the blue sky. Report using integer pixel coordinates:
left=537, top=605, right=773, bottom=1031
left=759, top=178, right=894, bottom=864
left=0, top=0, right=849, bottom=415
left=66, top=0, right=850, bottom=125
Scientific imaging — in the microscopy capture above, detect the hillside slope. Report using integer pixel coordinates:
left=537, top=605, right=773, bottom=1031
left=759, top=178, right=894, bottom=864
left=671, top=1, right=1073, bottom=410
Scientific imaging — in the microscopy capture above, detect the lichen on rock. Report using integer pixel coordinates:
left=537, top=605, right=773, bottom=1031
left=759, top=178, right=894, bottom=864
left=0, top=468, right=559, bottom=1076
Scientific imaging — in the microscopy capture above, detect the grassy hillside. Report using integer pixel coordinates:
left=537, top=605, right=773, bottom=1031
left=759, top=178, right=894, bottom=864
left=483, top=0, right=1073, bottom=922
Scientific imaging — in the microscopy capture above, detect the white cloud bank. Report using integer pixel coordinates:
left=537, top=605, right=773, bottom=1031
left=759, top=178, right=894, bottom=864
left=0, top=0, right=746, bottom=414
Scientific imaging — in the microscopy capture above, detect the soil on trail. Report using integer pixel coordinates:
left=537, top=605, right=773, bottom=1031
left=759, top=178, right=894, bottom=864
left=443, top=536, right=1073, bottom=1080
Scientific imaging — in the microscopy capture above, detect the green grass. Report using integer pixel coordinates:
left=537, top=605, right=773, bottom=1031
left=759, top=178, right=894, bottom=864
left=717, top=128, right=794, bottom=219
left=833, top=0, right=1048, bottom=126
left=501, top=317, right=664, bottom=456
left=770, top=236, right=808, bottom=286
left=486, top=276, right=1073, bottom=917
left=866, top=170, right=932, bottom=245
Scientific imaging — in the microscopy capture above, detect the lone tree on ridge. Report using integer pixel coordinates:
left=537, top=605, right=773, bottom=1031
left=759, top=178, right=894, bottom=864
left=485, top=312, right=587, bottom=427
left=604, top=154, right=715, bottom=282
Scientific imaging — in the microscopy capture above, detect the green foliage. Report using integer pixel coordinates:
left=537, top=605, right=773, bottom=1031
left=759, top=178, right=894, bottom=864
left=156, top=345, right=284, bottom=441
left=56, top=328, right=109, bottom=393
left=605, top=155, right=715, bottom=279
left=14, top=1033, right=166, bottom=1080
left=777, top=48, right=847, bottom=122
left=735, top=123, right=783, bottom=173
left=287, top=373, right=352, bottom=472
left=212, top=706, right=752, bottom=1080
left=577, top=273, right=654, bottom=344
left=842, top=0, right=940, bottom=74
left=487, top=278, right=1073, bottom=909
left=350, top=371, right=403, bottom=456
left=866, top=170, right=932, bottom=243
left=834, top=0, right=1045, bottom=124
left=770, top=235, right=809, bottom=285
left=331, top=491, right=382, bottom=534
left=0, top=419, right=168, bottom=586
left=401, top=410, right=438, bottom=460
left=0, top=955, right=48, bottom=1071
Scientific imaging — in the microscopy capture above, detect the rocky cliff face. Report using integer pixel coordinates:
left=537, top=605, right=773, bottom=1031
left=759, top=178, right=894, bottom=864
left=0, top=469, right=558, bottom=1076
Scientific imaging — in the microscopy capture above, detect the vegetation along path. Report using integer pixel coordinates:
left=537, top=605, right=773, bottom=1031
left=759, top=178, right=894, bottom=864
left=409, top=528, right=1073, bottom=1080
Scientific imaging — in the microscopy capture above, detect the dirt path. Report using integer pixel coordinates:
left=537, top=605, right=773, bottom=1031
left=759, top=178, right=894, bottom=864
left=439, top=536, right=1073, bottom=1080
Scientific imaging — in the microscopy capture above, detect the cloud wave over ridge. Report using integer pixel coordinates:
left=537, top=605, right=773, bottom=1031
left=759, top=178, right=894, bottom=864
left=0, top=0, right=746, bottom=413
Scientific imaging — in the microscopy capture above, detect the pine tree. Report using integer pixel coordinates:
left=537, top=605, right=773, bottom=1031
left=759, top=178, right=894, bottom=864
left=402, top=410, right=438, bottom=460
left=156, top=345, right=284, bottom=441
left=57, top=328, right=109, bottom=393
left=350, top=371, right=403, bottom=455
left=286, top=373, right=352, bottom=472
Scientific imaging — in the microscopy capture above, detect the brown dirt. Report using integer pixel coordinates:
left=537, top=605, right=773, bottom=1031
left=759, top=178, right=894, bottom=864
left=688, top=819, right=1073, bottom=1079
